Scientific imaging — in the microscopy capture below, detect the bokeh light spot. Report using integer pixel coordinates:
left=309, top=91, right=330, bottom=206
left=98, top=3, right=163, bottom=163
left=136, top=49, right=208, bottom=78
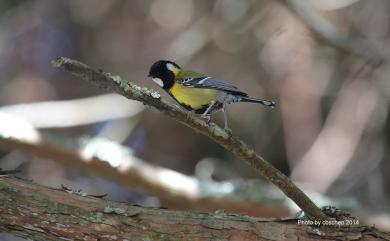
left=150, top=0, right=194, bottom=30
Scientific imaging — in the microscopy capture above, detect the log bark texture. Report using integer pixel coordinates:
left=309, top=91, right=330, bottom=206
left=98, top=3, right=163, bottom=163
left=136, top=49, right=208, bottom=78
left=0, top=177, right=387, bottom=241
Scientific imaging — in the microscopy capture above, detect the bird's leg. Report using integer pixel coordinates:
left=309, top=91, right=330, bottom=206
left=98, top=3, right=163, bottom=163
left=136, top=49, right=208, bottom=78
left=222, top=108, right=228, bottom=130
left=202, top=114, right=211, bottom=124
left=201, top=101, right=215, bottom=118
left=200, top=113, right=212, bottom=124
left=199, top=101, right=217, bottom=125
left=222, top=102, right=232, bottom=133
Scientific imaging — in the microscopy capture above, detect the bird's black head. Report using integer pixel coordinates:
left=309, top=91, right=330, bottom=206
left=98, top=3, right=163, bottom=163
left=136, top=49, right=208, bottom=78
left=148, top=60, right=181, bottom=89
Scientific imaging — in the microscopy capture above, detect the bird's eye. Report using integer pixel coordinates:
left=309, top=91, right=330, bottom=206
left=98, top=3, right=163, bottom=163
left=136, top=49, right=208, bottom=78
left=152, top=77, right=164, bottom=87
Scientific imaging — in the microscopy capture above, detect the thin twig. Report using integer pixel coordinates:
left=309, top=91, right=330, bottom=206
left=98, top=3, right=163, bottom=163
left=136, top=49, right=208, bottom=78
left=51, top=57, right=330, bottom=221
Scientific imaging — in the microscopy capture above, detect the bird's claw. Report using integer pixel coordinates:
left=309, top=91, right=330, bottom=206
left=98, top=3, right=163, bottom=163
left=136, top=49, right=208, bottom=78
left=185, top=110, right=195, bottom=120
left=224, top=127, right=232, bottom=135
left=200, top=114, right=211, bottom=124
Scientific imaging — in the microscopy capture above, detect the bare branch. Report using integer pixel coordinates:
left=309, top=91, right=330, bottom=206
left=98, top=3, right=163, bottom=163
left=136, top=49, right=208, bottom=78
left=51, top=57, right=330, bottom=221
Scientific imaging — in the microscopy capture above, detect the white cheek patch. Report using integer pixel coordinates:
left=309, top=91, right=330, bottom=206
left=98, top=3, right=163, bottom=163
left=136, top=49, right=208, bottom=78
left=166, top=63, right=175, bottom=72
left=152, top=77, right=164, bottom=87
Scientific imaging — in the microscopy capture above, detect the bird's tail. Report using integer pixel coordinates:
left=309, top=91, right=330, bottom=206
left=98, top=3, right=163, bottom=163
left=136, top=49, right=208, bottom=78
left=240, top=96, right=276, bottom=108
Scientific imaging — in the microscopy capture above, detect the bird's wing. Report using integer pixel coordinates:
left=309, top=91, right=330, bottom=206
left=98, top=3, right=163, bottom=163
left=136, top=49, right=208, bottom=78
left=177, top=70, right=247, bottom=96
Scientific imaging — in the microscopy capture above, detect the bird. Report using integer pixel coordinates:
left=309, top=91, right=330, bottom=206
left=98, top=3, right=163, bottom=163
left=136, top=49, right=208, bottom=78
left=148, top=60, right=275, bottom=130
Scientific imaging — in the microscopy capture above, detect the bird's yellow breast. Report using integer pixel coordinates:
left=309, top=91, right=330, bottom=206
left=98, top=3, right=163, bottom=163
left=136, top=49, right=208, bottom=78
left=169, top=82, right=219, bottom=110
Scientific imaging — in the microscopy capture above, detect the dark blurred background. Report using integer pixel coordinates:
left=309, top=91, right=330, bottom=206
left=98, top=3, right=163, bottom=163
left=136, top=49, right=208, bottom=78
left=1, top=0, right=390, bottom=238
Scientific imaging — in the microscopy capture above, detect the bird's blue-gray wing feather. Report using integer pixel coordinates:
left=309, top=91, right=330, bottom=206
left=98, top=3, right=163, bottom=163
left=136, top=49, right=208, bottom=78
left=178, top=77, right=248, bottom=96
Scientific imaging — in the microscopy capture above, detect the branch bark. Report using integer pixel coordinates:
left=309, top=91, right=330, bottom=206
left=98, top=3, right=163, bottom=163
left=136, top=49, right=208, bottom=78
left=51, top=57, right=328, bottom=221
left=1, top=177, right=387, bottom=241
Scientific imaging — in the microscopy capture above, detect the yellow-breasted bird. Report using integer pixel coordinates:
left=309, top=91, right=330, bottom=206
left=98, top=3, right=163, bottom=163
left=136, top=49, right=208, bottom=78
left=148, top=60, right=275, bottom=130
